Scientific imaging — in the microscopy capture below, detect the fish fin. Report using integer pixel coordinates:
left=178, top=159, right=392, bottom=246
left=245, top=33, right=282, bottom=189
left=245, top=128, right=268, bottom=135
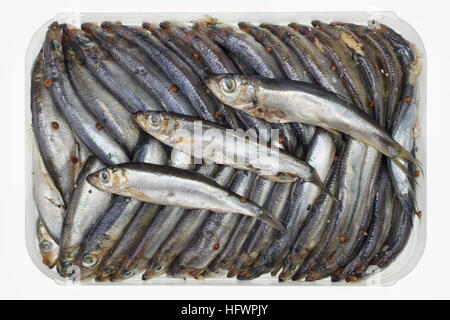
left=392, top=157, right=418, bottom=183
left=396, top=147, right=422, bottom=174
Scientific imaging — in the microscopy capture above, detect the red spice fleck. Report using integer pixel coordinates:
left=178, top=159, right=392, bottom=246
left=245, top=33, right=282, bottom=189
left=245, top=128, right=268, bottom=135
left=340, top=236, right=346, bottom=243
left=213, top=243, right=220, bottom=250
left=193, top=52, right=200, bottom=59
left=42, top=258, right=50, bottom=266
left=44, top=79, right=53, bottom=88
left=333, top=155, right=339, bottom=161
left=417, top=210, right=422, bottom=219
left=278, top=135, right=285, bottom=144
left=170, top=85, right=179, bottom=93
left=239, top=197, right=247, bottom=203
left=51, top=121, right=59, bottom=130
left=330, top=22, right=337, bottom=26
left=330, top=65, right=337, bottom=71
left=133, top=69, right=139, bottom=75
left=415, top=170, right=420, bottom=177
left=287, top=173, right=297, bottom=178
left=369, top=100, right=375, bottom=108
left=95, top=123, right=103, bottom=131
left=405, top=96, right=412, bottom=104
left=71, top=156, right=79, bottom=164
left=265, top=46, right=273, bottom=54
left=214, top=110, right=222, bottom=119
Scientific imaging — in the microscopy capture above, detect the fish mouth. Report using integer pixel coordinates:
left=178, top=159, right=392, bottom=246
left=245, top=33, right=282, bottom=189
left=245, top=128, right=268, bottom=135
left=86, top=173, right=100, bottom=189
left=204, top=74, right=225, bottom=93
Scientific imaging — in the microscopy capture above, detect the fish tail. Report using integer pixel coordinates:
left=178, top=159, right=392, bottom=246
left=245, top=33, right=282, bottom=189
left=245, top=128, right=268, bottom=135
left=310, top=169, right=338, bottom=202
left=395, top=147, right=422, bottom=173
left=259, top=208, right=286, bottom=232
left=392, top=157, right=420, bottom=184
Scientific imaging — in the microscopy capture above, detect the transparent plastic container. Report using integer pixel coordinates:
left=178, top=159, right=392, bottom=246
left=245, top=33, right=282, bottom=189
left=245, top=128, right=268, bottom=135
left=25, top=11, right=426, bottom=286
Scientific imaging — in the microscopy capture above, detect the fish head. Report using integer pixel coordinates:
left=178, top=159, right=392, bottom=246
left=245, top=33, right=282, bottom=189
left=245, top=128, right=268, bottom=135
left=38, top=238, right=58, bottom=269
left=96, top=264, right=117, bottom=281
left=63, top=26, right=108, bottom=62
left=87, top=166, right=128, bottom=193
left=205, top=74, right=256, bottom=111
left=43, top=22, right=65, bottom=73
left=134, top=111, right=181, bottom=141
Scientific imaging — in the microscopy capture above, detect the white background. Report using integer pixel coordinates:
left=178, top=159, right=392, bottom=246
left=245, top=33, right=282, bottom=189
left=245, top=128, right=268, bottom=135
left=1, top=0, right=449, bottom=299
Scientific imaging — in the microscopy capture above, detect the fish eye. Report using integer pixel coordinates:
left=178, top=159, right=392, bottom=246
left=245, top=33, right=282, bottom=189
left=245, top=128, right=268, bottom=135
left=100, top=170, right=110, bottom=183
left=103, top=266, right=114, bottom=275
left=150, top=113, right=161, bottom=126
left=220, top=76, right=236, bottom=93
left=154, top=264, right=162, bottom=271
left=81, top=254, right=98, bottom=268
left=123, top=269, right=135, bottom=278
left=40, top=241, right=52, bottom=252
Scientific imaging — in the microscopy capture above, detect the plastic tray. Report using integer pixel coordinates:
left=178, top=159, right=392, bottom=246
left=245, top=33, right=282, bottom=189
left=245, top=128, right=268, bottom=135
left=25, top=11, right=427, bottom=286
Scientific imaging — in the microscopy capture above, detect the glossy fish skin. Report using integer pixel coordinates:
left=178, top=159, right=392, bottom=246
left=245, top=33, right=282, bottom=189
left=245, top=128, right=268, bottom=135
left=238, top=129, right=336, bottom=280
left=145, top=22, right=244, bottom=131
left=206, top=74, right=420, bottom=171
left=65, top=47, right=141, bottom=154
left=113, top=164, right=219, bottom=281
left=76, top=197, right=143, bottom=280
left=134, top=111, right=330, bottom=195
left=231, top=181, right=292, bottom=278
left=371, top=21, right=415, bottom=74
left=369, top=199, right=413, bottom=271
left=176, top=170, right=256, bottom=277
left=31, top=51, right=77, bottom=205
left=293, top=22, right=371, bottom=114
left=388, top=66, right=420, bottom=215
left=317, top=22, right=387, bottom=127
left=213, top=176, right=275, bottom=277
left=238, top=22, right=312, bottom=83
left=209, top=23, right=285, bottom=79
left=142, top=23, right=210, bottom=80
left=206, top=22, right=298, bottom=152
left=260, top=24, right=350, bottom=100
left=293, top=140, right=366, bottom=281
left=162, top=22, right=239, bottom=75
left=96, top=202, right=161, bottom=281
left=43, top=23, right=130, bottom=166
left=87, top=162, right=283, bottom=230
left=280, top=156, right=340, bottom=281
left=37, top=218, right=59, bottom=269
left=166, top=22, right=274, bottom=137
left=334, top=169, right=394, bottom=281
left=33, top=139, right=65, bottom=243
left=63, top=27, right=163, bottom=113
left=57, top=156, right=114, bottom=277
left=80, top=23, right=195, bottom=117
left=143, top=166, right=236, bottom=280
left=322, top=149, right=381, bottom=281
left=75, top=137, right=169, bottom=279
left=239, top=23, right=316, bottom=148
left=336, top=22, right=403, bottom=129
left=101, top=22, right=219, bottom=122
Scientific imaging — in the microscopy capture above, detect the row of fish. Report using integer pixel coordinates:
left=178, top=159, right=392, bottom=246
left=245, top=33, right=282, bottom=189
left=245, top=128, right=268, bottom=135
left=31, top=17, right=422, bottom=283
